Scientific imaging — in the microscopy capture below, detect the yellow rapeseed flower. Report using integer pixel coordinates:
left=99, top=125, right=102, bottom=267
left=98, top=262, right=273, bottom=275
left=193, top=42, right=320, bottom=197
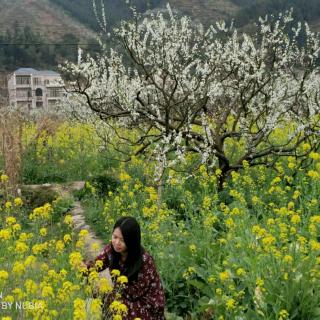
left=79, top=229, right=89, bottom=238
left=6, top=217, right=16, bottom=225
left=56, top=240, right=65, bottom=253
left=310, top=215, right=320, bottom=224
left=12, top=262, right=25, bottom=275
left=13, top=197, right=23, bottom=206
left=302, top=143, right=311, bottom=152
left=24, top=255, right=37, bottom=267
left=0, top=270, right=9, bottom=280
left=283, top=255, right=293, bottom=264
left=256, top=277, right=264, bottom=287
left=11, top=288, right=24, bottom=300
left=310, top=240, right=320, bottom=251
left=73, top=298, right=86, bottom=320
left=278, top=309, right=289, bottom=320
left=119, top=172, right=131, bottom=181
left=308, top=170, right=319, bottom=180
left=15, top=241, right=29, bottom=254
left=25, top=279, right=38, bottom=295
left=219, top=270, right=230, bottom=282
left=98, top=278, right=112, bottom=294
left=117, top=275, right=128, bottom=285
left=89, top=298, right=102, bottom=317
left=291, top=215, right=301, bottom=224
left=64, top=215, right=73, bottom=226
left=226, top=298, right=236, bottom=310
left=5, top=201, right=12, bottom=209
left=0, top=229, right=11, bottom=240
left=216, top=288, right=222, bottom=295
left=69, top=252, right=83, bottom=269
left=41, top=285, right=54, bottom=298
left=310, top=152, right=320, bottom=161
left=109, top=300, right=128, bottom=314
left=189, top=244, right=197, bottom=254
left=12, top=223, right=21, bottom=232
left=111, top=269, right=121, bottom=277
left=63, top=234, right=72, bottom=243
left=0, top=174, right=9, bottom=182
left=236, top=268, right=246, bottom=277
left=40, top=228, right=47, bottom=236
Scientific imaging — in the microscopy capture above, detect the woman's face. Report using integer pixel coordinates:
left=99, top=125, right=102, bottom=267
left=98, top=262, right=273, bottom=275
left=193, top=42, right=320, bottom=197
left=112, top=227, right=127, bottom=254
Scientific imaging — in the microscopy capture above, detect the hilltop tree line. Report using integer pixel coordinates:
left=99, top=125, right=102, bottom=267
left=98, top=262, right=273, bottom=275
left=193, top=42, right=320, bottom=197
left=231, top=0, right=320, bottom=27
left=50, top=0, right=320, bottom=31
left=0, top=24, right=100, bottom=72
left=1, top=0, right=319, bottom=72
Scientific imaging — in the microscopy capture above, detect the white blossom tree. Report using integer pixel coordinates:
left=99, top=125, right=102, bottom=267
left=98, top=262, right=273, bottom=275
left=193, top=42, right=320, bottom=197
left=62, top=6, right=320, bottom=185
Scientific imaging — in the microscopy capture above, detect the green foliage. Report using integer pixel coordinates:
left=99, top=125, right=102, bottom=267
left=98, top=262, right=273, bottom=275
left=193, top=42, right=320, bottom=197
left=21, top=144, right=66, bottom=184
left=20, top=123, right=107, bottom=184
left=51, top=197, right=74, bottom=223
left=21, top=186, right=59, bottom=210
left=80, top=196, right=107, bottom=240
left=90, top=174, right=120, bottom=198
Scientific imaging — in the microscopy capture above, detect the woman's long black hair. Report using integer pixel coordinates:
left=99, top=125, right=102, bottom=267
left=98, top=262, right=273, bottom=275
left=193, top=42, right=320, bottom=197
left=110, top=216, right=144, bottom=282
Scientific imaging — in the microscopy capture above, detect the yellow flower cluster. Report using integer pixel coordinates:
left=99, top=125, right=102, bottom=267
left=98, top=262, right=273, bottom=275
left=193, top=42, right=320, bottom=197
left=29, top=203, right=53, bottom=220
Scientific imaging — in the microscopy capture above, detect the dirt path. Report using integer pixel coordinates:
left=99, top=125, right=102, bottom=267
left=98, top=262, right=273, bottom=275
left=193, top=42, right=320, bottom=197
left=23, top=181, right=104, bottom=260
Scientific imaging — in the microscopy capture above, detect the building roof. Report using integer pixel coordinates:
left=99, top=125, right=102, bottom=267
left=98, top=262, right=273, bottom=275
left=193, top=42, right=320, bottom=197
left=14, top=68, right=60, bottom=76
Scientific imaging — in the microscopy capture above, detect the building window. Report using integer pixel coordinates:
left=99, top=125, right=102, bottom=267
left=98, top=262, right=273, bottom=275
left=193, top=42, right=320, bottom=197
left=33, top=77, right=41, bottom=85
left=16, top=88, right=32, bottom=98
left=48, top=88, right=62, bottom=97
left=36, top=101, right=43, bottom=108
left=16, top=76, right=31, bottom=85
left=44, top=79, right=50, bottom=85
left=35, top=88, right=43, bottom=96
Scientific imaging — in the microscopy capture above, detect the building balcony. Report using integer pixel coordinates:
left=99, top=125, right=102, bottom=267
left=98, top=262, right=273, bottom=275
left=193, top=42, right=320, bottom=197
left=45, top=81, right=63, bottom=87
left=15, top=83, right=32, bottom=88
left=33, top=80, right=44, bottom=86
left=47, top=97, right=61, bottom=101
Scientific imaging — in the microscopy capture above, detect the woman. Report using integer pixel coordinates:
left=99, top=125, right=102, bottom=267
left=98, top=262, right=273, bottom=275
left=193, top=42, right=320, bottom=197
left=86, top=216, right=165, bottom=320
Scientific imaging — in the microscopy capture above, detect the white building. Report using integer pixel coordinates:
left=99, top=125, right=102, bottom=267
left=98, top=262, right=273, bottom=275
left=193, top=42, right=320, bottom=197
left=8, top=68, right=64, bottom=110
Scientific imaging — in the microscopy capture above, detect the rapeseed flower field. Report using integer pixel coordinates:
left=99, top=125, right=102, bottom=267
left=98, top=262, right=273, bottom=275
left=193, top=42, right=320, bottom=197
left=0, top=175, right=128, bottom=320
left=1, top=121, right=319, bottom=319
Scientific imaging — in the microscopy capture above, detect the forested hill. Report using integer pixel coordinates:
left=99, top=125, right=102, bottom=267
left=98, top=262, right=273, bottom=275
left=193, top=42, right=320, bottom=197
left=0, top=0, right=98, bottom=71
left=0, top=0, right=95, bottom=40
left=49, top=0, right=320, bottom=31
left=231, top=0, right=320, bottom=29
